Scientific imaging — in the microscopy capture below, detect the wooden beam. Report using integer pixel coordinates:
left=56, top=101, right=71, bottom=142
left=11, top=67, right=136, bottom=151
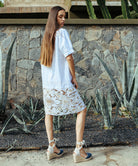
left=0, top=19, right=138, bottom=25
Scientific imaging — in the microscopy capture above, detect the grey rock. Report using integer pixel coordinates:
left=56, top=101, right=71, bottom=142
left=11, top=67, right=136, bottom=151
left=17, top=68, right=27, bottom=80
left=1, top=35, right=13, bottom=50
left=103, top=30, right=116, bottom=44
left=17, top=30, right=29, bottom=46
left=33, top=62, right=41, bottom=79
left=85, top=27, right=102, bottom=41
left=72, top=52, right=84, bottom=64
left=116, top=48, right=127, bottom=60
left=10, top=74, right=17, bottom=91
left=0, top=33, right=7, bottom=42
left=73, top=40, right=83, bottom=52
left=17, top=60, right=35, bottom=70
left=29, top=38, right=40, bottom=48
left=27, top=69, right=33, bottom=81
left=17, top=44, right=29, bottom=60
left=30, top=28, right=40, bottom=39
left=29, top=47, right=41, bottom=60
left=88, top=41, right=102, bottom=51
left=10, top=59, right=16, bottom=74
left=121, top=30, right=133, bottom=46
left=71, top=27, right=85, bottom=43
left=92, top=49, right=101, bottom=67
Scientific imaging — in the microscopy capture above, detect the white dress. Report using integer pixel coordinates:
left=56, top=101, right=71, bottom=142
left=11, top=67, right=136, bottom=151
left=41, top=28, right=86, bottom=116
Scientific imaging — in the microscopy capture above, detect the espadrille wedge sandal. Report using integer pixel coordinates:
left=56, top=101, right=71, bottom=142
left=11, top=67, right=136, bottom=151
left=73, top=140, right=93, bottom=163
left=47, top=138, right=64, bottom=160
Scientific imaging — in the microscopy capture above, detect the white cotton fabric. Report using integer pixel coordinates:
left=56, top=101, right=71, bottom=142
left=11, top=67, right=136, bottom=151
left=41, top=28, right=86, bottom=116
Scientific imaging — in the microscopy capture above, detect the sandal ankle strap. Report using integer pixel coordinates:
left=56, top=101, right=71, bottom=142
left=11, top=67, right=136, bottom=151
left=49, top=138, right=59, bottom=144
left=76, top=140, right=87, bottom=147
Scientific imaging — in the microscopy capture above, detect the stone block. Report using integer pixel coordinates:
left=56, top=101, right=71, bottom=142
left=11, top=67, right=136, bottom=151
left=27, top=69, right=33, bottom=81
left=17, top=67, right=27, bottom=80
left=17, top=44, right=29, bottom=60
left=109, top=41, right=121, bottom=53
left=121, top=30, right=133, bottom=46
left=17, top=29, right=29, bottom=46
left=17, top=60, right=35, bottom=70
left=0, top=32, right=7, bottom=42
left=30, top=27, right=41, bottom=39
left=76, top=57, right=91, bottom=71
left=72, top=52, right=84, bottom=64
left=73, top=40, right=83, bottom=52
left=70, top=27, right=85, bottom=43
left=29, top=47, right=41, bottom=60
left=92, top=49, right=101, bottom=67
left=10, top=59, right=16, bottom=74
left=29, top=38, right=40, bottom=48
left=1, top=35, right=13, bottom=50
left=103, top=30, right=116, bottom=44
left=10, top=74, right=17, bottom=91
left=17, top=81, right=27, bottom=92
left=85, top=27, right=102, bottom=41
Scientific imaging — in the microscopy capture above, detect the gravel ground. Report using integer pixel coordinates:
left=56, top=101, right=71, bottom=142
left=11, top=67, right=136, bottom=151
left=0, top=112, right=138, bottom=151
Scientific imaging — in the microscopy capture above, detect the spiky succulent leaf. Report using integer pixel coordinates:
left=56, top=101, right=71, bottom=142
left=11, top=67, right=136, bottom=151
left=85, top=0, right=97, bottom=19
left=130, top=65, right=138, bottom=106
left=3, top=37, right=16, bottom=111
left=95, top=53, right=122, bottom=101
left=0, top=113, right=14, bottom=135
left=127, top=41, right=135, bottom=97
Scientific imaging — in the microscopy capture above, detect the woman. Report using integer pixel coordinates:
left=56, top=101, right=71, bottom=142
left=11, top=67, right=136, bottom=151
left=39, top=6, right=92, bottom=163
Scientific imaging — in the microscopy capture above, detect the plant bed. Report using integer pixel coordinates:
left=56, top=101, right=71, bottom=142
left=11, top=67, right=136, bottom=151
left=0, top=110, right=137, bottom=151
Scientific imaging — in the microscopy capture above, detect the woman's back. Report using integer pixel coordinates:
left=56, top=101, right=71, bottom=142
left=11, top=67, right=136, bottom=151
left=41, top=28, right=74, bottom=90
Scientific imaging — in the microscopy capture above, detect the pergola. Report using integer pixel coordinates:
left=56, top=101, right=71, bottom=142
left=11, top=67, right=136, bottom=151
left=0, top=0, right=137, bottom=24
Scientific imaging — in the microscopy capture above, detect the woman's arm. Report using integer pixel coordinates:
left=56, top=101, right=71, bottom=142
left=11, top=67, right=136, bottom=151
left=66, top=54, right=78, bottom=89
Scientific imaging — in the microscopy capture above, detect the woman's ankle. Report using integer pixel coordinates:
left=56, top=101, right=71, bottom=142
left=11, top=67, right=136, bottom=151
left=49, top=142, right=55, bottom=146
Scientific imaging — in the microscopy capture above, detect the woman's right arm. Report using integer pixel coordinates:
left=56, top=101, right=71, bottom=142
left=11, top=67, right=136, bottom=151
left=66, top=54, right=78, bottom=89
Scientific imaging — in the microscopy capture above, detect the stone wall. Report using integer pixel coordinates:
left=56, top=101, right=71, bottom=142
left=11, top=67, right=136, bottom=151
left=0, top=25, right=138, bottom=105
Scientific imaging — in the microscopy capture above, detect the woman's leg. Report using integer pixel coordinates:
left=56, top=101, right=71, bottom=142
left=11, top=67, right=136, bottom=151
left=75, top=108, right=87, bottom=158
left=45, top=115, right=60, bottom=153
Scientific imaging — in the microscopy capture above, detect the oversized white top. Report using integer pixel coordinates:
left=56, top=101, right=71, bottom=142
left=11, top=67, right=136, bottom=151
left=41, top=28, right=75, bottom=90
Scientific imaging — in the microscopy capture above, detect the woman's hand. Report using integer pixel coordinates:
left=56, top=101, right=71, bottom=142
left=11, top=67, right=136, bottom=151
left=72, top=77, right=78, bottom=89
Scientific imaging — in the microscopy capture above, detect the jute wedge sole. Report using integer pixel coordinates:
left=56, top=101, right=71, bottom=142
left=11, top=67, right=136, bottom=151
left=73, top=153, right=93, bottom=163
left=47, top=151, right=64, bottom=160
left=47, top=138, right=64, bottom=161
left=73, top=140, right=93, bottom=163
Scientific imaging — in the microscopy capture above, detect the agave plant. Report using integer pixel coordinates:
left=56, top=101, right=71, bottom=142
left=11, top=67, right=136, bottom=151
left=80, top=90, right=93, bottom=112
left=95, top=41, right=138, bottom=127
left=93, top=89, right=119, bottom=130
left=0, top=37, right=16, bottom=123
left=15, top=97, right=45, bottom=125
left=53, top=115, right=66, bottom=133
left=0, top=98, right=45, bottom=135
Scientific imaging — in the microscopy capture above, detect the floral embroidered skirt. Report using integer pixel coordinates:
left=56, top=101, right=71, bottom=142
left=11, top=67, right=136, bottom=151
left=43, top=87, right=86, bottom=116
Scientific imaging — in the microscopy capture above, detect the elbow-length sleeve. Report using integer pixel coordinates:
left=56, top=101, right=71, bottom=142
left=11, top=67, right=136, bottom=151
left=59, top=29, right=75, bottom=57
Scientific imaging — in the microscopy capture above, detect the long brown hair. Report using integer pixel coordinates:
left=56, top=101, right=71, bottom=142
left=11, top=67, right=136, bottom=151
left=39, top=6, right=65, bottom=67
